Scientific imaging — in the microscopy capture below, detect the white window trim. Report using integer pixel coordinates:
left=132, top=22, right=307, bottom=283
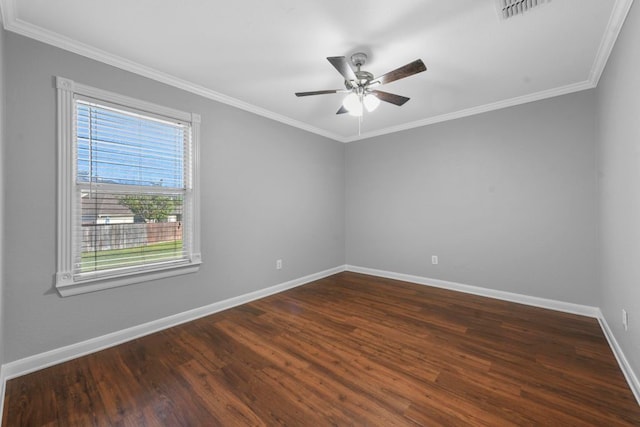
left=56, top=76, right=201, bottom=297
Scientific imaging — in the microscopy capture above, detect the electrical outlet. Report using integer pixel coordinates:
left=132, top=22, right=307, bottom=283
left=276, top=259, right=283, bottom=270
left=432, top=255, right=438, bottom=265
left=623, top=309, right=629, bottom=331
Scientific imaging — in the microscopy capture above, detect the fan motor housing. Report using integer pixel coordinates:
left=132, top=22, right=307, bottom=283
left=343, top=52, right=374, bottom=88
left=345, top=70, right=373, bottom=89
left=350, top=52, right=368, bottom=67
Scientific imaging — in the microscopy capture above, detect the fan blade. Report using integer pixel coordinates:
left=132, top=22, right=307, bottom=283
left=336, top=105, right=348, bottom=115
left=371, top=90, right=410, bottom=106
left=374, top=59, right=426, bottom=85
left=327, top=56, right=357, bottom=81
left=295, top=89, right=342, bottom=97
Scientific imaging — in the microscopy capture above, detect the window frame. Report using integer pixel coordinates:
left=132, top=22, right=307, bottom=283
left=56, top=76, right=201, bottom=297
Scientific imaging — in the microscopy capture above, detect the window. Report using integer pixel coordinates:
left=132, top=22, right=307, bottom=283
left=56, top=77, right=201, bottom=296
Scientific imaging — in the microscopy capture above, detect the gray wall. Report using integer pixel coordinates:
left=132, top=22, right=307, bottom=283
left=346, top=91, right=599, bottom=306
left=597, top=1, right=640, bottom=376
left=3, top=33, right=345, bottom=363
left=3, top=9, right=638, bottom=376
left=0, top=25, right=5, bottom=367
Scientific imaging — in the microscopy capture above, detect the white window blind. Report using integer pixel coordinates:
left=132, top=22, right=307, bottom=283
left=75, top=99, right=191, bottom=277
left=56, top=77, right=201, bottom=296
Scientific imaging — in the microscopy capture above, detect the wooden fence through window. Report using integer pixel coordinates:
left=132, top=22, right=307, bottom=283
left=82, top=222, right=183, bottom=252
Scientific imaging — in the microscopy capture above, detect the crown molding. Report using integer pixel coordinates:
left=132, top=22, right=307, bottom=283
left=0, top=0, right=345, bottom=142
left=343, top=79, right=595, bottom=143
left=0, top=0, right=634, bottom=144
left=589, top=0, right=635, bottom=85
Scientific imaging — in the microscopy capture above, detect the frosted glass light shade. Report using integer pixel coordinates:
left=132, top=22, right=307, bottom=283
left=342, top=92, right=363, bottom=117
left=363, top=94, right=380, bottom=112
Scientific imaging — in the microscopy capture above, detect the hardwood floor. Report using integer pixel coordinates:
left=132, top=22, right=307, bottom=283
left=4, top=272, right=640, bottom=426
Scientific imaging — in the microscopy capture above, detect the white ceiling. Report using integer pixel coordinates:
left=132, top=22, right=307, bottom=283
left=0, top=0, right=634, bottom=142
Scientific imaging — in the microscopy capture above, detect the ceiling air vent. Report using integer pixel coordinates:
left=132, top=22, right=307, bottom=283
left=497, top=0, right=549, bottom=19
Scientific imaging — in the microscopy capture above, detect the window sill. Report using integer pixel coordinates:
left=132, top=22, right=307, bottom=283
left=55, top=260, right=201, bottom=297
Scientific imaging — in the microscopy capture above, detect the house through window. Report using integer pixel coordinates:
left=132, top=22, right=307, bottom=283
left=56, top=77, right=201, bottom=296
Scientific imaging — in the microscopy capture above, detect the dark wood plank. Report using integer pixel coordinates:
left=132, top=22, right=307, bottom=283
left=4, top=272, right=640, bottom=425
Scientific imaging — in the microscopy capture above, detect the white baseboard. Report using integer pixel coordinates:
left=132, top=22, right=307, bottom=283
left=597, top=310, right=640, bottom=405
left=346, top=264, right=639, bottom=405
left=0, top=265, right=346, bottom=385
left=3, top=264, right=638, bottom=417
left=345, top=265, right=600, bottom=317
left=0, top=365, right=5, bottom=427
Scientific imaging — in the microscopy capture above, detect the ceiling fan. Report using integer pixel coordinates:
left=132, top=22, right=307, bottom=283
left=295, top=52, right=427, bottom=117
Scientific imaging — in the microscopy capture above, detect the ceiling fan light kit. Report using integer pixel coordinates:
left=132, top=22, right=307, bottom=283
left=363, top=93, right=380, bottom=112
left=295, top=52, right=427, bottom=119
left=342, top=92, right=363, bottom=116
left=342, top=91, right=381, bottom=118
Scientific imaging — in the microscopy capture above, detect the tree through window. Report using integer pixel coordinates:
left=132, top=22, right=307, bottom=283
left=56, top=77, right=201, bottom=296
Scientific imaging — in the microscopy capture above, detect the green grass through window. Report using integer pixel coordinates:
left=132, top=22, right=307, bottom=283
left=81, top=240, right=183, bottom=272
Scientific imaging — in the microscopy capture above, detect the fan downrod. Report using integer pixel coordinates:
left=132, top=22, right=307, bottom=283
left=346, top=52, right=373, bottom=89
left=350, top=52, right=368, bottom=68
